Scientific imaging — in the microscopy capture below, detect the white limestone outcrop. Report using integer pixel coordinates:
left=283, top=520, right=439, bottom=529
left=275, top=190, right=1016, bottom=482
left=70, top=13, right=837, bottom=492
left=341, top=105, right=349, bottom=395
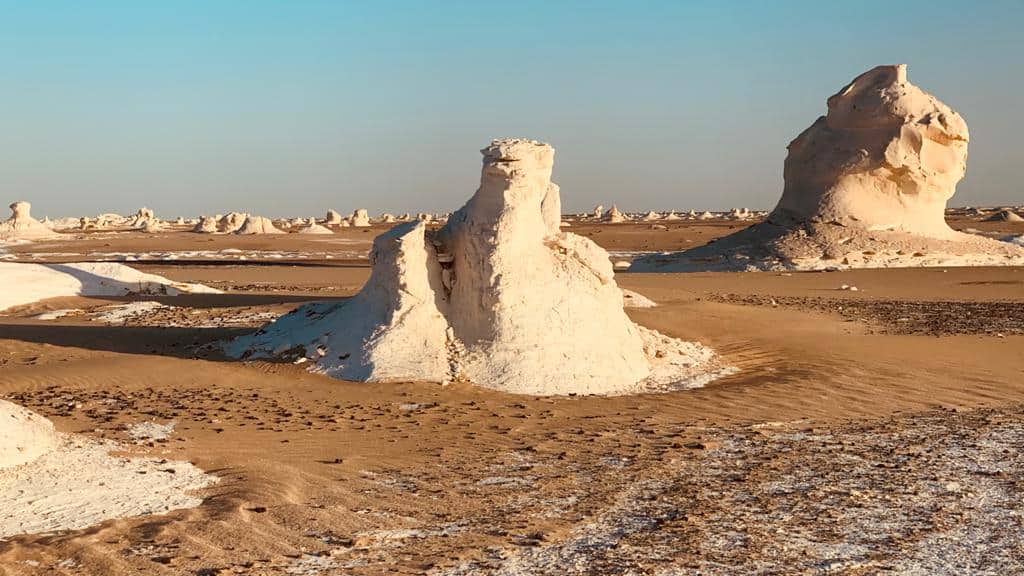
left=351, top=209, right=371, bottom=227
left=631, top=65, right=1024, bottom=272
left=235, top=215, right=284, bottom=235
left=228, top=139, right=728, bottom=395
left=0, top=201, right=60, bottom=241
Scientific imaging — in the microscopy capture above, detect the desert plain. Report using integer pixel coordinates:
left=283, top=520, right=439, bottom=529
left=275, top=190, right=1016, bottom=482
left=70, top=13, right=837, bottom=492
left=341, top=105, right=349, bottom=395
left=1, top=209, right=1023, bottom=575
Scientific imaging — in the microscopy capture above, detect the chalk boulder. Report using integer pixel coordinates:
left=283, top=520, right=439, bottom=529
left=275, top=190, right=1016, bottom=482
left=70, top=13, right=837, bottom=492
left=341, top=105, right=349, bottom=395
left=229, top=139, right=728, bottom=395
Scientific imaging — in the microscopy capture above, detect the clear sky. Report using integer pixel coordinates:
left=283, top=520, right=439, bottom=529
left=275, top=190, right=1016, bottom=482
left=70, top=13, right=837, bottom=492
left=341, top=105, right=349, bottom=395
left=1, top=1, right=1022, bottom=218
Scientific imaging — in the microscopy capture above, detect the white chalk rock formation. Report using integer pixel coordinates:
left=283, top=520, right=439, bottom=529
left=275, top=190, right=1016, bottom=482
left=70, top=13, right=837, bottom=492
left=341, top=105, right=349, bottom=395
left=774, top=64, right=967, bottom=238
left=351, top=209, right=371, bottom=227
left=632, top=65, right=1024, bottom=271
left=0, top=201, right=60, bottom=241
left=218, top=212, right=249, bottom=233
left=604, top=205, right=626, bottom=223
left=228, top=139, right=728, bottom=395
left=378, top=213, right=397, bottom=224
left=235, top=215, right=284, bottom=235
left=298, top=218, right=335, bottom=234
left=325, top=209, right=343, bottom=225
left=593, top=205, right=604, bottom=219
left=0, top=399, right=60, bottom=470
left=642, top=211, right=662, bottom=221
left=227, top=221, right=451, bottom=381
left=129, top=207, right=158, bottom=229
left=193, top=216, right=218, bottom=233
left=984, top=209, right=1023, bottom=223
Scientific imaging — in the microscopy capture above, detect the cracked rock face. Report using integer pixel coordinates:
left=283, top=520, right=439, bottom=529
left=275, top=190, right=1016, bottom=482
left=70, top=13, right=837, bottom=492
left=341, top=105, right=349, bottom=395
left=228, top=139, right=727, bottom=395
left=775, top=64, right=968, bottom=238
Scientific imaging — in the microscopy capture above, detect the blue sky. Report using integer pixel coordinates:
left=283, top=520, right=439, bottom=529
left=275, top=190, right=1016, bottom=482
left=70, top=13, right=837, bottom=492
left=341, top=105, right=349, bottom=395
left=1, top=1, right=1021, bottom=217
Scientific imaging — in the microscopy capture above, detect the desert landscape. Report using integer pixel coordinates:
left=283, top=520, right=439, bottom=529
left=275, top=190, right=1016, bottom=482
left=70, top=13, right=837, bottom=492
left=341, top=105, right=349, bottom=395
left=3, top=3, right=1024, bottom=574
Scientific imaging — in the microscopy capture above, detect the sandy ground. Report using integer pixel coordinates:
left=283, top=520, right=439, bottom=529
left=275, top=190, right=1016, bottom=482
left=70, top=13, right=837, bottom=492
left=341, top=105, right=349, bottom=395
left=1, top=215, right=1023, bottom=574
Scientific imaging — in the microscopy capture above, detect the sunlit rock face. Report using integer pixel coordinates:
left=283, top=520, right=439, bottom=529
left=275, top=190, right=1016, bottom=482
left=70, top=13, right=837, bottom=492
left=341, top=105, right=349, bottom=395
left=774, top=64, right=969, bottom=238
left=229, top=139, right=727, bottom=395
left=0, top=201, right=60, bottom=240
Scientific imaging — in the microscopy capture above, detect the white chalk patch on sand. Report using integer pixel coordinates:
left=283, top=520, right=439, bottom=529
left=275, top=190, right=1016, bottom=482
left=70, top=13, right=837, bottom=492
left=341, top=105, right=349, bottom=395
left=32, top=309, right=83, bottom=320
left=0, top=261, right=220, bottom=312
left=0, top=435, right=217, bottom=539
left=90, top=301, right=172, bottom=324
left=127, top=420, right=177, bottom=443
left=621, top=289, right=657, bottom=308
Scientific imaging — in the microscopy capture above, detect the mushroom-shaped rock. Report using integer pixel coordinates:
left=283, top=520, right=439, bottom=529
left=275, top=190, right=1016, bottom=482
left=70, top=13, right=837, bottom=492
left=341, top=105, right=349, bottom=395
left=0, top=399, right=60, bottom=470
left=0, top=201, right=61, bottom=240
left=775, top=64, right=968, bottom=238
left=631, top=65, right=1024, bottom=271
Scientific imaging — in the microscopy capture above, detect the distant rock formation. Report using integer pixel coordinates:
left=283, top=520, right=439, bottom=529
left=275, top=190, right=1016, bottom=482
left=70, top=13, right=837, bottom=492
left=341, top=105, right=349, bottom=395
left=984, top=209, right=1023, bottom=223
left=0, top=201, right=60, bottom=241
left=632, top=65, right=1024, bottom=271
left=604, top=205, right=626, bottom=223
left=235, top=215, right=284, bottom=235
left=351, top=209, right=371, bottom=227
left=297, top=218, right=334, bottom=234
left=218, top=212, right=249, bottom=233
left=325, top=209, right=343, bottom=225
left=228, top=139, right=728, bottom=395
left=129, top=207, right=158, bottom=229
left=193, top=216, right=218, bottom=233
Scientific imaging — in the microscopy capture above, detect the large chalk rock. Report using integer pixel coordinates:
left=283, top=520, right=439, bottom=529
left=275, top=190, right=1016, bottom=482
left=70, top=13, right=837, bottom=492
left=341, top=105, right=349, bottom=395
left=0, top=399, right=60, bottom=470
left=775, top=64, right=967, bottom=238
left=227, top=221, right=451, bottom=381
left=229, top=139, right=727, bottom=395
left=0, top=201, right=60, bottom=241
left=632, top=65, right=1024, bottom=271
left=434, top=139, right=653, bottom=393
